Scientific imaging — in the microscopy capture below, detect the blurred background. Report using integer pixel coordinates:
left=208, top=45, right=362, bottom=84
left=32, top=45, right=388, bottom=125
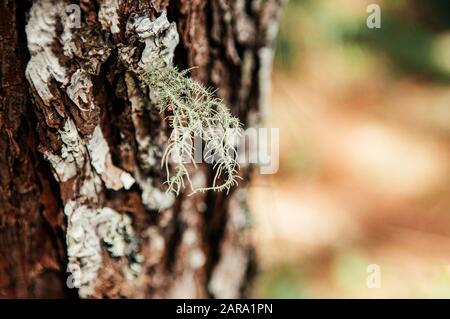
left=250, top=0, right=450, bottom=298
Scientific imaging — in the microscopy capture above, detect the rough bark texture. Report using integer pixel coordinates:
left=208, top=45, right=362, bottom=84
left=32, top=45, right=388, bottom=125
left=0, top=0, right=282, bottom=298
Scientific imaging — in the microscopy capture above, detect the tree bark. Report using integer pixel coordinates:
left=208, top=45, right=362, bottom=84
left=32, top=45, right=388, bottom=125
left=0, top=0, right=282, bottom=298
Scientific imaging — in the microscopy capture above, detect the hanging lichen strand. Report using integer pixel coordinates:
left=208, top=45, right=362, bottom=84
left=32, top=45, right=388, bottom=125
left=140, top=63, right=242, bottom=195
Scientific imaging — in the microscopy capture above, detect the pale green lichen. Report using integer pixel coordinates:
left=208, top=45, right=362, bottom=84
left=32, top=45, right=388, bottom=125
left=140, top=62, right=242, bottom=195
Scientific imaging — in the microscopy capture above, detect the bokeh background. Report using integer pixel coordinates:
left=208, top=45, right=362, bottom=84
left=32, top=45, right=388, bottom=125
left=250, top=0, right=450, bottom=298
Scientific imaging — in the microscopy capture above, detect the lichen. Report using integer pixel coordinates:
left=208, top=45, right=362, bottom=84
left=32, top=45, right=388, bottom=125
left=140, top=63, right=242, bottom=195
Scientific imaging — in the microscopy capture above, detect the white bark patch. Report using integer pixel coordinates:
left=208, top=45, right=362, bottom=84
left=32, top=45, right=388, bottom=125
left=98, top=0, right=122, bottom=34
left=87, top=126, right=135, bottom=190
left=65, top=201, right=139, bottom=298
left=138, top=174, right=175, bottom=211
left=120, top=172, right=136, bottom=190
left=66, top=69, right=96, bottom=111
left=86, top=126, right=109, bottom=174
left=190, top=249, right=206, bottom=269
left=208, top=246, right=248, bottom=298
left=79, top=166, right=103, bottom=202
left=25, top=0, right=68, bottom=106
left=127, top=11, right=179, bottom=69
left=44, top=119, right=85, bottom=182
left=144, top=227, right=166, bottom=266
left=43, top=151, right=76, bottom=183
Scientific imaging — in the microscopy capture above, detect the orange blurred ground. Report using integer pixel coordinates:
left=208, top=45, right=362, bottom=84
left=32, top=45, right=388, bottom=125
left=250, top=1, right=450, bottom=297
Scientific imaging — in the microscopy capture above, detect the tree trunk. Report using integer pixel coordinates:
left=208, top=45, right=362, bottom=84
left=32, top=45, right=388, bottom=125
left=0, top=0, right=282, bottom=298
